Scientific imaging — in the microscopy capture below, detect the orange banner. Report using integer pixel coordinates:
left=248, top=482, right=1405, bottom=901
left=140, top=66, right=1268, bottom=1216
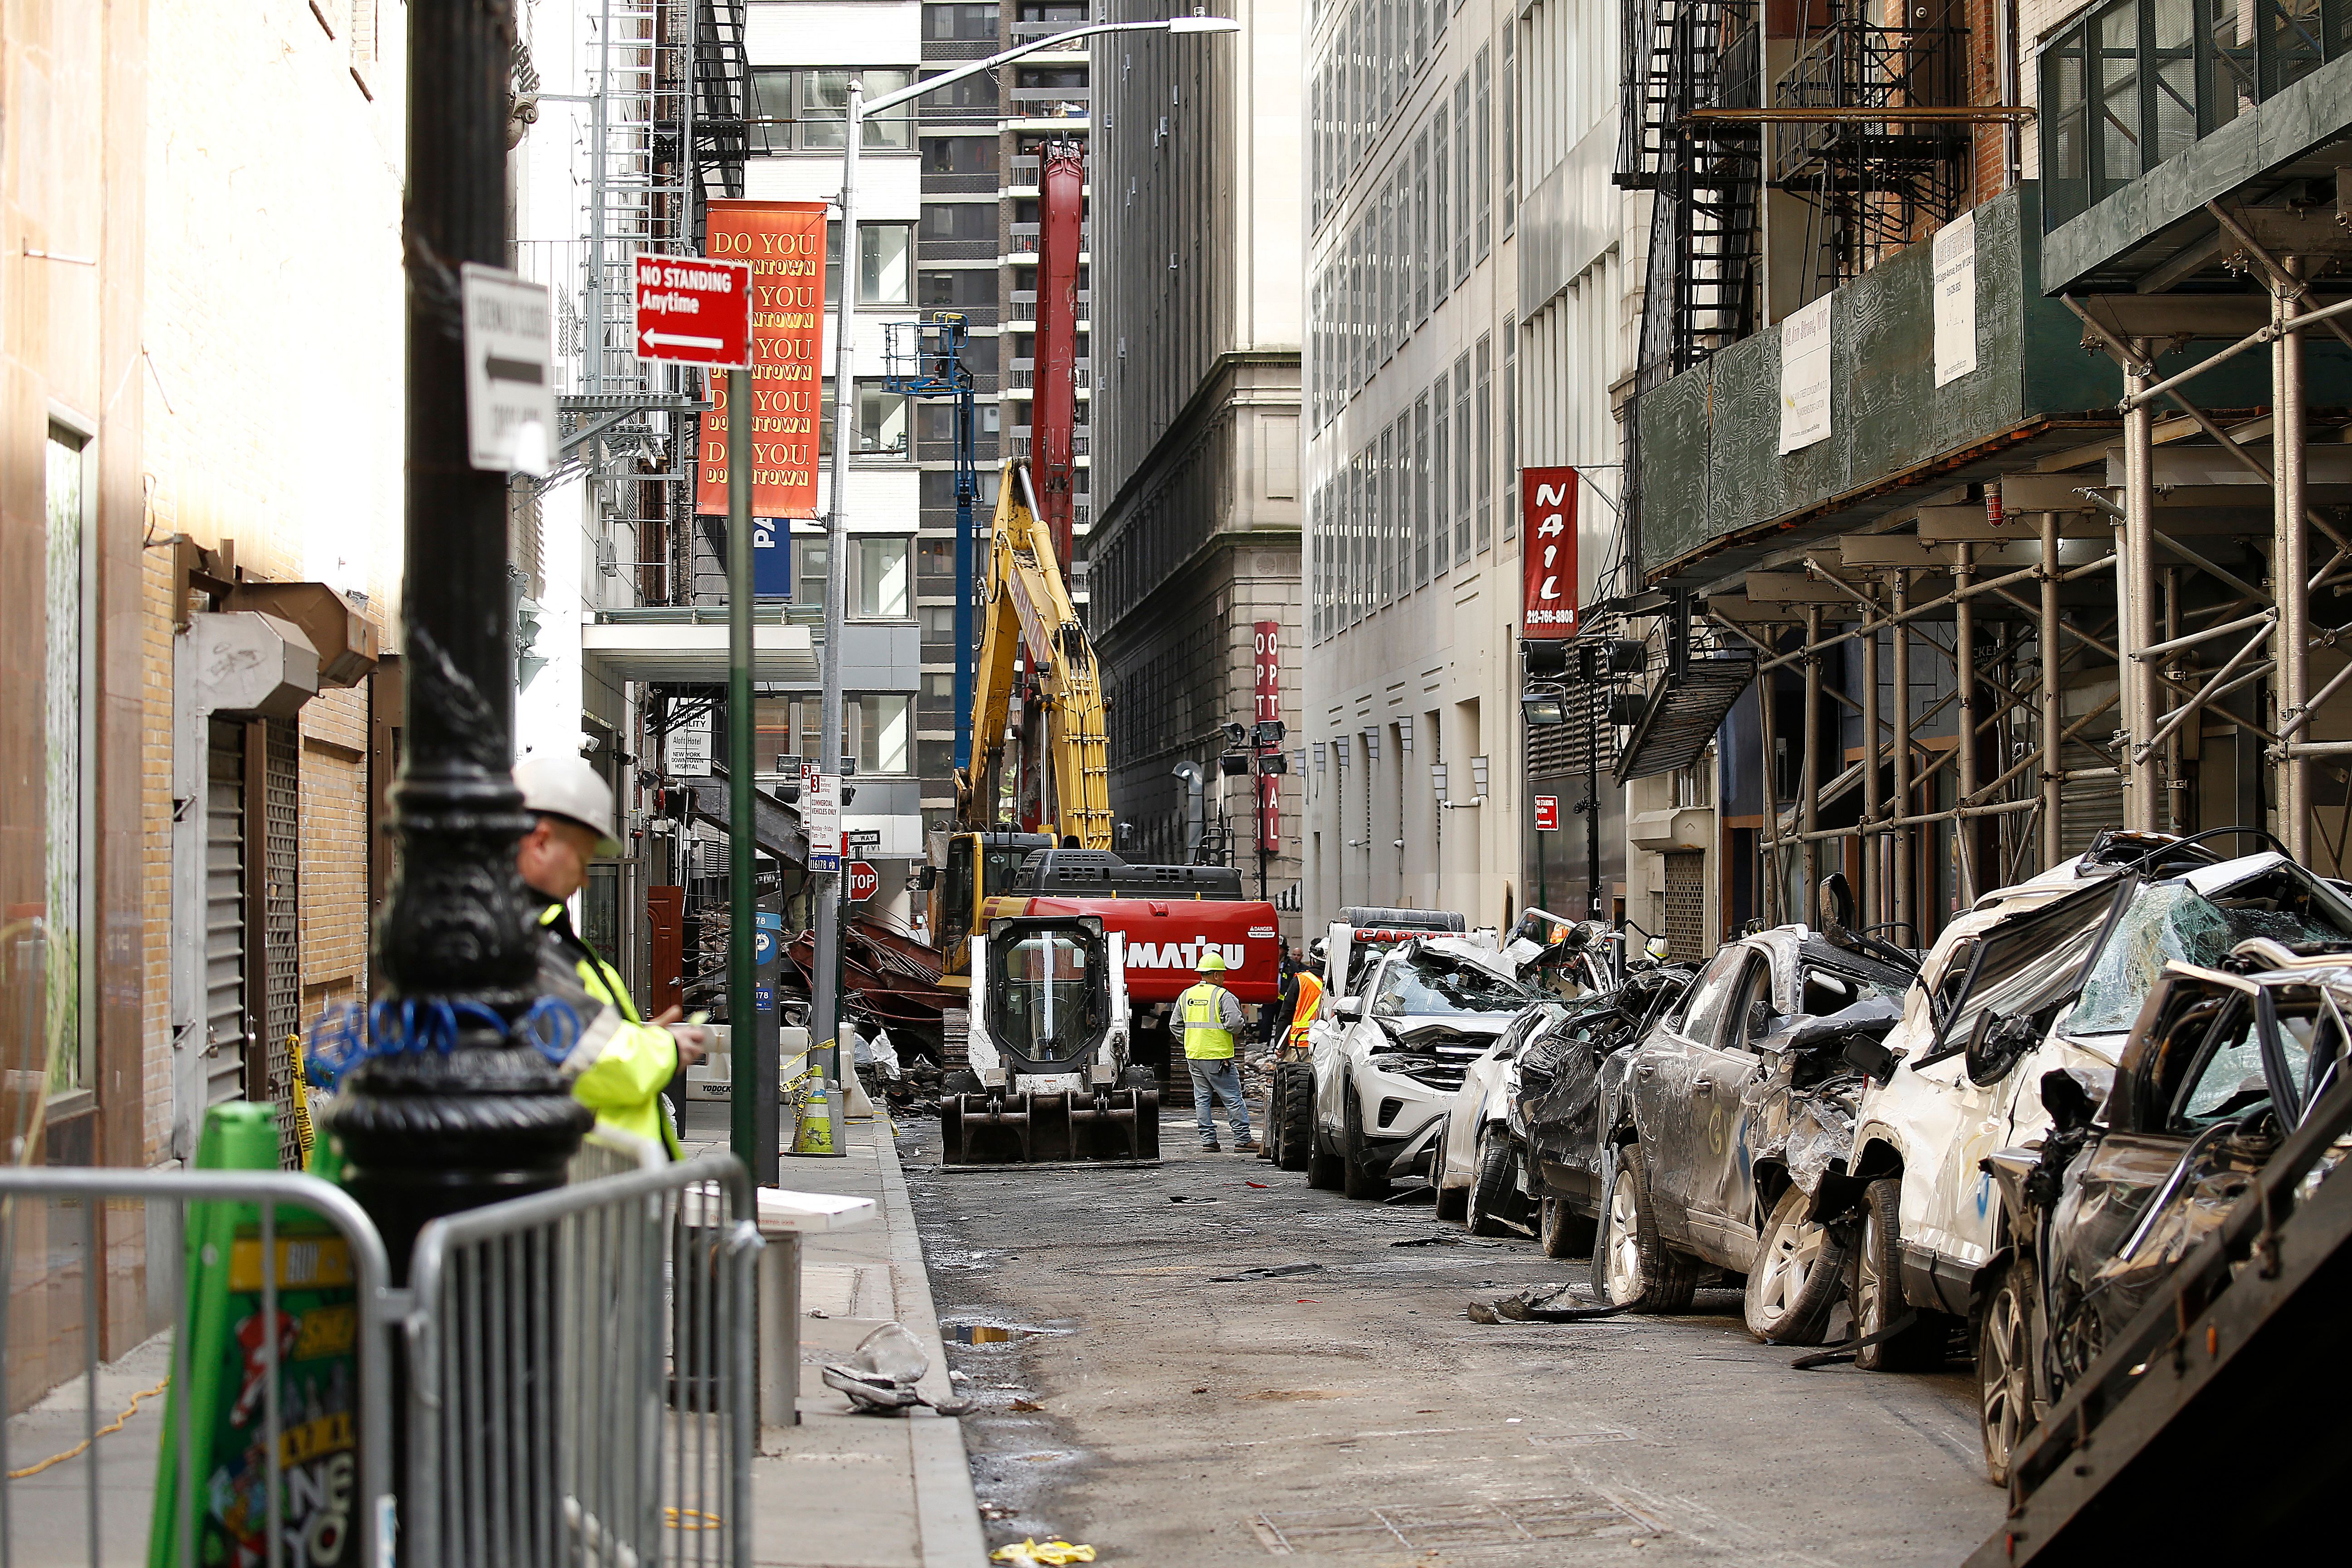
left=696, top=200, right=828, bottom=519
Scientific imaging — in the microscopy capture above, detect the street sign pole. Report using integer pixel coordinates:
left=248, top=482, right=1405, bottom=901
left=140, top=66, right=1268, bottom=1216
left=726, top=367, right=775, bottom=1182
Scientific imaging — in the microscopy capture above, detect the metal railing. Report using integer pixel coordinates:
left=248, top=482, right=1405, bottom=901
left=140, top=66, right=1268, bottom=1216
left=0, top=1167, right=394, bottom=1568
left=0, top=1152, right=758, bottom=1568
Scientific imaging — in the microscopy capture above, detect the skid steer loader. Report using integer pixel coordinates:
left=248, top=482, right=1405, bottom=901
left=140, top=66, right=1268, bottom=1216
left=940, top=915, right=1161, bottom=1167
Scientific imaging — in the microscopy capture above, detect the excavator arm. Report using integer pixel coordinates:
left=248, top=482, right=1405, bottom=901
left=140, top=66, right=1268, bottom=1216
left=957, top=463, right=1112, bottom=849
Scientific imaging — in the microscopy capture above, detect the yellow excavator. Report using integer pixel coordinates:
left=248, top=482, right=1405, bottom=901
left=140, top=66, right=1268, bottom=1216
left=957, top=461, right=1111, bottom=849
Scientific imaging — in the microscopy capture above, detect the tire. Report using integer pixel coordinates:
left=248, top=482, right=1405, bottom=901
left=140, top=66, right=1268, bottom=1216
left=1340, top=1089, right=1391, bottom=1200
left=1306, top=1090, right=1346, bottom=1189
left=1539, top=1193, right=1597, bottom=1259
left=1743, top=1185, right=1849, bottom=1346
left=1276, top=1064, right=1314, bottom=1172
left=1589, top=1147, right=1700, bottom=1313
left=1975, top=1257, right=2034, bottom=1487
left=1465, top=1132, right=1519, bottom=1237
left=1848, top=1176, right=1951, bottom=1372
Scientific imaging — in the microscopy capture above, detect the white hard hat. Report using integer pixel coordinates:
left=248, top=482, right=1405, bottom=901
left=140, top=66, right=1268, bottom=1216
left=514, top=756, right=622, bottom=857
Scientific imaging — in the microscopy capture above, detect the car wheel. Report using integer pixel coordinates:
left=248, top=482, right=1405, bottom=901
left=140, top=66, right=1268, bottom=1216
left=1276, top=1063, right=1315, bottom=1173
left=1848, top=1176, right=1950, bottom=1372
left=1975, top=1257, right=2034, bottom=1486
left=1539, top=1193, right=1597, bottom=1259
left=1306, top=1093, right=1345, bottom=1190
left=1588, top=1147, right=1699, bottom=1313
left=1340, top=1089, right=1391, bottom=1200
left=1465, top=1132, right=1519, bottom=1236
left=1743, top=1186, right=1849, bottom=1346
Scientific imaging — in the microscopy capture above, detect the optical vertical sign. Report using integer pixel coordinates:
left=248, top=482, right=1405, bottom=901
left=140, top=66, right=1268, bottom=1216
left=1254, top=621, right=1281, bottom=853
left=1520, top=466, right=1578, bottom=637
left=697, top=200, right=828, bottom=524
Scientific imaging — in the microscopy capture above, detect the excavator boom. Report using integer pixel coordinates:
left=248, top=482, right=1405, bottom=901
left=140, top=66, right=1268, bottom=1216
left=958, top=462, right=1112, bottom=849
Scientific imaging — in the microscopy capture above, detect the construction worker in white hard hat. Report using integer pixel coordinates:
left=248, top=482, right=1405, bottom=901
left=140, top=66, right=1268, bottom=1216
left=1174, top=950, right=1256, bottom=1154
left=514, top=755, right=708, bottom=1158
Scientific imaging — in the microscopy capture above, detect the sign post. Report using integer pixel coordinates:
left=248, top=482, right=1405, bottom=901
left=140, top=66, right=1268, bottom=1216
left=638, top=238, right=771, bottom=1182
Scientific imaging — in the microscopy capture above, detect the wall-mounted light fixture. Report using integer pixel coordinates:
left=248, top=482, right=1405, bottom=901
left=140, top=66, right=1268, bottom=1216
left=1333, top=735, right=1351, bottom=766
left=1430, top=761, right=1448, bottom=802
left=1313, top=740, right=1327, bottom=771
left=1362, top=728, right=1381, bottom=764
left=1397, top=714, right=1415, bottom=754
left=1471, top=755, right=1490, bottom=800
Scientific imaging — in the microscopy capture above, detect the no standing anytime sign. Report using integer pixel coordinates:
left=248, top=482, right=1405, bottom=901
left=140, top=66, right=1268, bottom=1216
left=633, top=256, right=753, bottom=369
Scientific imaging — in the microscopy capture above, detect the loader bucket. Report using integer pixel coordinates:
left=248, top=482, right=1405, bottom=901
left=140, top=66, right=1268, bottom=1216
left=940, top=1087, right=1160, bottom=1167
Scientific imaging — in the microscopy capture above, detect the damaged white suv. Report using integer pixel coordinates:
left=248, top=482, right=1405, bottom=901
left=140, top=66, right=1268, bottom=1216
left=1838, top=830, right=2352, bottom=1372
left=1308, top=937, right=1535, bottom=1200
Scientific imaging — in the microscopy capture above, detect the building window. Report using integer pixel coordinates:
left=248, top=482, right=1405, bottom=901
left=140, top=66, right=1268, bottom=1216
left=1453, top=73, right=1472, bottom=282
left=924, top=2, right=999, bottom=39
left=826, top=222, right=916, bottom=307
left=793, top=538, right=829, bottom=608
left=919, top=268, right=997, bottom=308
left=816, top=381, right=910, bottom=458
left=1475, top=333, right=1493, bottom=553
left=1413, top=392, right=1431, bottom=587
left=855, top=536, right=913, bottom=619
left=1501, top=318, right=1517, bottom=540
left=1432, top=369, right=1451, bottom=577
left=921, top=201, right=998, bottom=244
left=1475, top=44, right=1492, bottom=260
left=750, top=69, right=794, bottom=154
left=1413, top=124, right=1431, bottom=322
left=1501, top=26, right=1516, bottom=238
left=851, top=695, right=914, bottom=774
left=42, top=426, right=88, bottom=1096
left=921, top=69, right=1000, bottom=113
left=922, top=136, right=1000, bottom=176
left=1432, top=103, right=1450, bottom=306
left=750, top=69, right=916, bottom=152
left=1018, top=1, right=1087, bottom=20
left=1452, top=350, right=1473, bottom=564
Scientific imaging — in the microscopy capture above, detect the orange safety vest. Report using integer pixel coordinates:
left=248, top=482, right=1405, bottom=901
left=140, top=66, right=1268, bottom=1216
left=1285, top=970, right=1325, bottom=1050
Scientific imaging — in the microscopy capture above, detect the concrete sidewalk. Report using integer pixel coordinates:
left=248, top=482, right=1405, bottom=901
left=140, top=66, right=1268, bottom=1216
left=678, top=1100, right=988, bottom=1568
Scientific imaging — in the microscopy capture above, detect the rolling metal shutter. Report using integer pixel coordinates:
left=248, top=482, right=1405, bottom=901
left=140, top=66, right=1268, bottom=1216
left=1663, top=851, right=1708, bottom=963
left=204, top=720, right=250, bottom=1110
left=262, top=716, right=302, bottom=1169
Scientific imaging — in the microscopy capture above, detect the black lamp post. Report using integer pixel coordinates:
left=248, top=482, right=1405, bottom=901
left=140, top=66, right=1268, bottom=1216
left=325, top=0, right=591, bottom=1280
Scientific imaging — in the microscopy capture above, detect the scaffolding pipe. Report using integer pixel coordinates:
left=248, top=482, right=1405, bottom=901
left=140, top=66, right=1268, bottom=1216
left=2122, top=343, right=2160, bottom=829
left=2134, top=624, right=2275, bottom=763
left=2165, top=568, right=2183, bottom=833
left=2276, top=261, right=2313, bottom=860
left=1804, top=605, right=1823, bottom=925
left=2136, top=607, right=2278, bottom=662
left=2039, top=510, right=2064, bottom=867
left=1780, top=794, right=2042, bottom=844
left=1747, top=561, right=2054, bottom=676
left=1891, top=570, right=1914, bottom=940
left=1955, top=543, right=1979, bottom=903
left=1861, top=581, right=1882, bottom=926
left=2284, top=653, right=2352, bottom=740
left=1758, top=637, right=1786, bottom=925
left=2119, top=293, right=2352, bottom=410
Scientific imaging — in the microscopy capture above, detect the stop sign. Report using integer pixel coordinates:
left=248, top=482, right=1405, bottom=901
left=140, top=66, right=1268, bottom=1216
left=845, top=860, right=879, bottom=902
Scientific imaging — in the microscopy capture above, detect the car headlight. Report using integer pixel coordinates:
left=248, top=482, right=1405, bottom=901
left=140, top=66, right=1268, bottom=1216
left=1366, top=1054, right=1421, bottom=1073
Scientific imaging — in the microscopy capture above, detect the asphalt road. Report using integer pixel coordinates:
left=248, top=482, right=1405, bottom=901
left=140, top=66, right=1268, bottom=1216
left=904, top=1116, right=2008, bottom=1568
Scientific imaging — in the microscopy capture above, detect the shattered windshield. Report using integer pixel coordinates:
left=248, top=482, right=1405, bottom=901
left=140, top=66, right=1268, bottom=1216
left=1372, top=951, right=1532, bottom=1017
left=2063, top=870, right=2352, bottom=1035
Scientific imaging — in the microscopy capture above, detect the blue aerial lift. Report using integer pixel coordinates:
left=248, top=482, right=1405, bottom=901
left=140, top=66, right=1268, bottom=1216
left=882, top=313, right=981, bottom=773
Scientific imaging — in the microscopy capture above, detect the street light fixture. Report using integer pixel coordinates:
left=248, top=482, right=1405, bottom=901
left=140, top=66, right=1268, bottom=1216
left=1521, top=687, right=1569, bottom=727
left=810, top=10, right=1242, bottom=1071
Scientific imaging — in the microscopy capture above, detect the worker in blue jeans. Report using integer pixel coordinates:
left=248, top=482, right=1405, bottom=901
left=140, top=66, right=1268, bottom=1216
left=1174, top=952, right=1257, bottom=1153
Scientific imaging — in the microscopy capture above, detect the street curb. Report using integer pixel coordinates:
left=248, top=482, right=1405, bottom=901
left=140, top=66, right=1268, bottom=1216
left=867, top=1120, right=990, bottom=1568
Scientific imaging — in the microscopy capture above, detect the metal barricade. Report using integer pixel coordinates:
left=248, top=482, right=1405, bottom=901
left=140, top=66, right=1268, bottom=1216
left=0, top=1167, right=395, bottom=1568
left=401, top=1152, right=761, bottom=1568
left=566, top=1125, right=668, bottom=1183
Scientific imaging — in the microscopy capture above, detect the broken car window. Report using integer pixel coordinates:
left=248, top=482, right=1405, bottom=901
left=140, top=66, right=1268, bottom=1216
left=2066, top=869, right=2352, bottom=1036
left=1936, top=877, right=2134, bottom=1058
left=1673, top=946, right=1751, bottom=1048
left=2170, top=1004, right=2269, bottom=1130
left=1371, top=951, right=1533, bottom=1017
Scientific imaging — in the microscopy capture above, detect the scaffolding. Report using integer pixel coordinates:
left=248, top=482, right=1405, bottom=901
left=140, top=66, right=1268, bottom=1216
left=1695, top=214, right=2352, bottom=940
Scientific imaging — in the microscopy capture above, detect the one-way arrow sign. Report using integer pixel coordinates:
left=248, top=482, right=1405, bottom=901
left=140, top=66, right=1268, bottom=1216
left=632, top=255, right=754, bottom=369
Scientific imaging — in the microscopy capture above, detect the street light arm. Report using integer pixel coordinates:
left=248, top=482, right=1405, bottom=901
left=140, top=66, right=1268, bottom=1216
left=858, top=16, right=1240, bottom=118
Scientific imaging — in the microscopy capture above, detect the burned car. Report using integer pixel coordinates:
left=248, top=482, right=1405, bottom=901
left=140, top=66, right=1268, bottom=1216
left=1433, top=998, right=1571, bottom=1232
left=1842, top=830, right=2352, bottom=1376
left=1515, top=965, right=1695, bottom=1255
left=1307, top=936, right=1534, bottom=1200
left=1578, top=923, right=1912, bottom=1343
left=1975, top=941, right=2352, bottom=1484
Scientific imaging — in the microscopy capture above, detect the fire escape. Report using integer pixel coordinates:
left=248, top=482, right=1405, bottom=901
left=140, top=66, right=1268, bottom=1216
left=1771, top=0, right=1970, bottom=295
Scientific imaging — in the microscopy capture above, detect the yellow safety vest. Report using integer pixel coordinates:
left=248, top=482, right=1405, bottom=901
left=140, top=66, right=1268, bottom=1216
left=1178, top=981, right=1236, bottom=1060
left=1285, top=971, right=1325, bottom=1051
left=538, top=901, right=684, bottom=1158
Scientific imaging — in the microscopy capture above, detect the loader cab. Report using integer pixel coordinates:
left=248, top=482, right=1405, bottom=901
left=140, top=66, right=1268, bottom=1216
left=931, top=830, right=1055, bottom=964
left=980, top=917, right=1113, bottom=1074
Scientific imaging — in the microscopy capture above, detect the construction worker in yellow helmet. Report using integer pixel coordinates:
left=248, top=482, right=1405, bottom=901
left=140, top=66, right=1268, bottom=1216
left=514, top=756, right=708, bottom=1158
left=1174, top=951, right=1256, bottom=1153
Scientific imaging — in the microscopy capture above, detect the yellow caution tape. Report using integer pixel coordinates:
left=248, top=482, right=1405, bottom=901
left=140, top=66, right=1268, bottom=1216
left=288, top=1032, right=315, bottom=1165
left=665, top=1506, right=723, bottom=1530
left=990, top=1541, right=1096, bottom=1566
left=9, top=1379, right=168, bottom=1479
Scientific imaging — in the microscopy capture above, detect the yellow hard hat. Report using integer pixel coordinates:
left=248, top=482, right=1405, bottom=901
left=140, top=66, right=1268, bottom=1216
left=1197, top=951, right=1228, bottom=974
